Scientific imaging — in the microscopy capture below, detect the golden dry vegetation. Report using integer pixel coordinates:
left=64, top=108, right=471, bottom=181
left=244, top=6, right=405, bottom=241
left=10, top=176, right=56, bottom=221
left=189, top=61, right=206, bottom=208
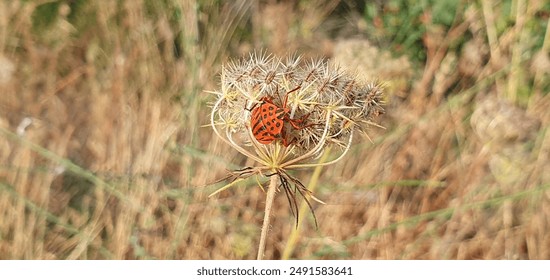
left=0, top=0, right=549, bottom=259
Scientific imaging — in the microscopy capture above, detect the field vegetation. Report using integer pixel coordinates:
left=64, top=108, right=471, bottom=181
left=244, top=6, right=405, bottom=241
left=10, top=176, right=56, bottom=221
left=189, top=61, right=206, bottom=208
left=0, top=0, right=549, bottom=259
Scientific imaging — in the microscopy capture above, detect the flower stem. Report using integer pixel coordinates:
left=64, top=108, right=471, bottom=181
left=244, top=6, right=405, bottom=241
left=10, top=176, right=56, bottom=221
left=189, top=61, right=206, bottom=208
left=257, top=175, right=278, bottom=260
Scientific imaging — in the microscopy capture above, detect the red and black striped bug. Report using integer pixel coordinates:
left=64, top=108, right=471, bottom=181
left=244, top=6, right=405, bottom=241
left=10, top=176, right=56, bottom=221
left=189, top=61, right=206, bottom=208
left=250, top=86, right=310, bottom=146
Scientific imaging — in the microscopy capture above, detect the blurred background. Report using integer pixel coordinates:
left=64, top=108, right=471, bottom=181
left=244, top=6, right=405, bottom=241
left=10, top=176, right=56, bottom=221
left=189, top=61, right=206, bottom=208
left=0, top=0, right=549, bottom=259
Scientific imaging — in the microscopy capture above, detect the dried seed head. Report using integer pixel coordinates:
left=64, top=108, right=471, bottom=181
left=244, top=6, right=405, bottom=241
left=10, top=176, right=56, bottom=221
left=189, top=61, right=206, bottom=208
left=209, top=52, right=386, bottom=228
left=210, top=52, right=385, bottom=170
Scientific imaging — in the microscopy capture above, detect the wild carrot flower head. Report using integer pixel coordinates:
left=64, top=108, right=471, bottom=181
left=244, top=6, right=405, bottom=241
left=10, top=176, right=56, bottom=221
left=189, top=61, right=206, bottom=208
left=211, top=52, right=384, bottom=168
left=209, top=52, right=385, bottom=225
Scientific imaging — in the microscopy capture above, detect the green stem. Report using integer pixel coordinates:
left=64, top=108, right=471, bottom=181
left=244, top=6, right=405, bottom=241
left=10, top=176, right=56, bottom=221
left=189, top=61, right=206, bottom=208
left=281, top=148, right=330, bottom=259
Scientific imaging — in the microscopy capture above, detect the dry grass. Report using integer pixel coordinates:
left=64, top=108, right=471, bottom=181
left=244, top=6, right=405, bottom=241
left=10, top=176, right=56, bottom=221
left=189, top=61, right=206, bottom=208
left=0, top=0, right=549, bottom=259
